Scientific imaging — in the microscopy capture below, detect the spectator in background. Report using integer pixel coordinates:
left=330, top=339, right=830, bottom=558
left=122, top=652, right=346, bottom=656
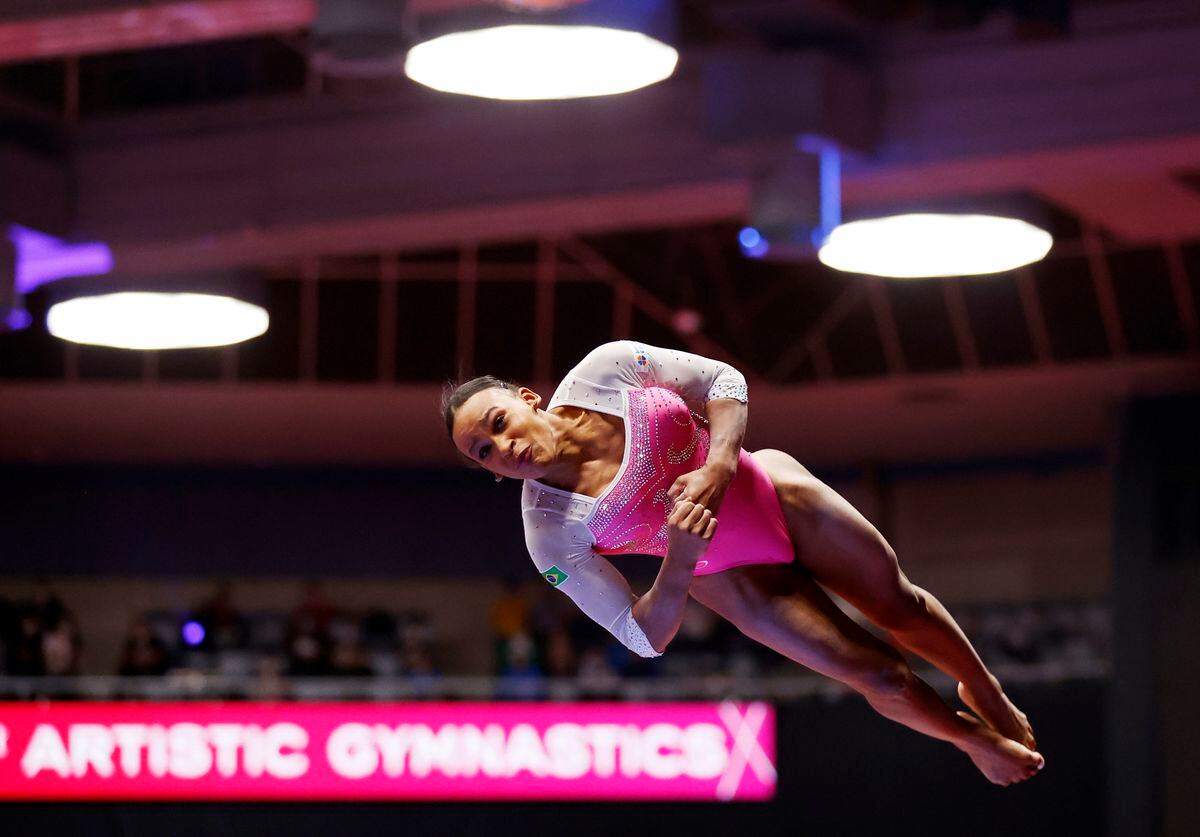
left=30, top=580, right=66, bottom=632
left=402, top=644, right=441, bottom=679
left=194, top=580, right=247, bottom=651
left=251, top=655, right=287, bottom=701
left=40, top=608, right=81, bottom=676
left=490, top=577, right=532, bottom=674
left=118, top=617, right=170, bottom=676
left=490, top=578, right=530, bottom=638
left=543, top=628, right=577, bottom=678
left=286, top=613, right=330, bottom=676
left=327, top=614, right=371, bottom=677
left=329, top=638, right=372, bottom=677
left=575, top=645, right=621, bottom=699
left=6, top=609, right=44, bottom=675
left=291, top=580, right=336, bottom=638
left=495, top=631, right=546, bottom=700
left=2, top=584, right=84, bottom=676
left=361, top=608, right=398, bottom=650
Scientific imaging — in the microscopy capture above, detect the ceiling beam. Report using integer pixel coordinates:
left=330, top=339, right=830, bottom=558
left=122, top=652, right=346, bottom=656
left=2, top=357, right=1196, bottom=467
left=0, top=0, right=316, bottom=65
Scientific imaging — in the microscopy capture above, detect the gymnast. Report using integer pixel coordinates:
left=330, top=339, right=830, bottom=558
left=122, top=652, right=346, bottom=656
left=443, top=341, right=1043, bottom=785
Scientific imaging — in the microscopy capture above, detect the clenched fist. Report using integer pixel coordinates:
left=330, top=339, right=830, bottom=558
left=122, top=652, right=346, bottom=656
left=666, top=498, right=718, bottom=566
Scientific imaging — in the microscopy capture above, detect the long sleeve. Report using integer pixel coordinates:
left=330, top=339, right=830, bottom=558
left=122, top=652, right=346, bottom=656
left=522, top=507, right=661, bottom=658
left=553, top=341, right=747, bottom=413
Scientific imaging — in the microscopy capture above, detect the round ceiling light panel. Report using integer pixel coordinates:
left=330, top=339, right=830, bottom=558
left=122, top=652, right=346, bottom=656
left=47, top=292, right=269, bottom=350
left=405, top=24, right=678, bottom=100
left=817, top=213, right=1053, bottom=278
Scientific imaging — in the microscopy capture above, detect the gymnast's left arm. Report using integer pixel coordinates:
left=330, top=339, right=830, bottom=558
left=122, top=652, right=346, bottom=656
left=636, top=344, right=748, bottom=514
left=667, top=390, right=746, bottom=514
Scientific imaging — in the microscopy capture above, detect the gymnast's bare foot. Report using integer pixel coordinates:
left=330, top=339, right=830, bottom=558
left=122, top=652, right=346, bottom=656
left=957, top=711, right=1044, bottom=786
left=958, top=677, right=1037, bottom=751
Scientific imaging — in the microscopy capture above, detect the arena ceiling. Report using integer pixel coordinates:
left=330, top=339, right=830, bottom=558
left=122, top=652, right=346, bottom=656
left=0, top=0, right=1198, bottom=467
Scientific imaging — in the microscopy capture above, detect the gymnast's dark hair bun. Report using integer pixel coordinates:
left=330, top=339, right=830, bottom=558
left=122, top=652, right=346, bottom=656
left=441, top=376, right=519, bottom=440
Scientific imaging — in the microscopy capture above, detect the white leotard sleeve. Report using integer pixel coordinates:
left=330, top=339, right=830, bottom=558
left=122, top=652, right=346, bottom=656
left=522, top=488, right=661, bottom=658
left=551, top=340, right=748, bottom=412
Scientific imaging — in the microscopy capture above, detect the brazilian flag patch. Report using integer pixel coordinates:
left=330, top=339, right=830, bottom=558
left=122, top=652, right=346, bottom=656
left=542, top=565, right=569, bottom=587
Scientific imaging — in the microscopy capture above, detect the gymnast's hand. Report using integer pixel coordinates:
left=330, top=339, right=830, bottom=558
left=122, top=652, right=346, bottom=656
left=668, top=461, right=735, bottom=514
left=665, top=498, right=718, bottom=566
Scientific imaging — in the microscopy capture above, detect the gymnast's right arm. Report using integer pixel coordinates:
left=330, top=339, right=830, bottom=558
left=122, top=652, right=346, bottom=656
left=523, top=499, right=715, bottom=656
left=632, top=498, right=716, bottom=652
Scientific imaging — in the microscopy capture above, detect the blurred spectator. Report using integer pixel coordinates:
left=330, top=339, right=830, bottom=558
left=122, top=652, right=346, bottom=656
left=193, top=580, right=247, bottom=650
left=399, top=611, right=435, bottom=654
left=118, top=617, right=170, bottom=676
left=329, top=639, right=372, bottom=677
left=361, top=608, right=398, bottom=649
left=575, top=646, right=621, bottom=698
left=495, top=631, right=546, bottom=700
left=328, top=615, right=370, bottom=677
left=286, top=613, right=330, bottom=676
left=291, top=580, right=336, bottom=637
left=41, top=615, right=80, bottom=676
left=402, top=644, right=441, bottom=678
left=2, top=585, right=83, bottom=676
left=251, top=656, right=287, bottom=701
left=544, top=629, right=577, bottom=677
left=30, top=580, right=67, bottom=633
left=489, top=578, right=530, bottom=668
left=6, top=609, right=45, bottom=675
left=490, top=578, right=530, bottom=637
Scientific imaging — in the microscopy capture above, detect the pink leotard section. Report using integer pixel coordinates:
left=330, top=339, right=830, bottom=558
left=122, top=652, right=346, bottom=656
left=586, top=386, right=793, bottom=575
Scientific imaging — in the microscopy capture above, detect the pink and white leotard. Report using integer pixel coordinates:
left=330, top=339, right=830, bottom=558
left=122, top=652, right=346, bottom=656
left=522, top=341, right=793, bottom=658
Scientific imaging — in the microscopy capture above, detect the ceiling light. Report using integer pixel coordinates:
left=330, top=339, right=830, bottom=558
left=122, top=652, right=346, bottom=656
left=817, top=213, right=1053, bottom=278
left=47, top=292, right=268, bottom=350
left=406, top=25, right=676, bottom=100
left=45, top=272, right=269, bottom=351
left=405, top=0, right=678, bottom=101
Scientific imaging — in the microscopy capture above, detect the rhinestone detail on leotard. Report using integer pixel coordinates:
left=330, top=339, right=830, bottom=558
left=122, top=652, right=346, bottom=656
left=621, top=610, right=660, bottom=657
left=588, top=387, right=711, bottom=556
left=706, top=380, right=748, bottom=403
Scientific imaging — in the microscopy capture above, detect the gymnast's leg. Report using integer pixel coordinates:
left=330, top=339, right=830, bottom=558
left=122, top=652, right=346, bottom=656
left=750, top=448, right=1036, bottom=751
left=689, top=565, right=1042, bottom=785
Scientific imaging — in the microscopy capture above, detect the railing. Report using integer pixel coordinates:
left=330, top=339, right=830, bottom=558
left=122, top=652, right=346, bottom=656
left=0, top=658, right=1109, bottom=702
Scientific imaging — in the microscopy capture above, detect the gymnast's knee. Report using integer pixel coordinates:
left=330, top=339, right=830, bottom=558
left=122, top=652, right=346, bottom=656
left=852, top=659, right=919, bottom=701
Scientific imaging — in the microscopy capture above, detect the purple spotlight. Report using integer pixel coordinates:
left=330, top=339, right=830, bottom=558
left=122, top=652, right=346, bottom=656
left=7, top=224, right=113, bottom=295
left=181, top=621, right=206, bottom=647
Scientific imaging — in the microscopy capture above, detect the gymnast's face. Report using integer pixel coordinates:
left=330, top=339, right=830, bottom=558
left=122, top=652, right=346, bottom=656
left=451, top=386, right=553, bottom=479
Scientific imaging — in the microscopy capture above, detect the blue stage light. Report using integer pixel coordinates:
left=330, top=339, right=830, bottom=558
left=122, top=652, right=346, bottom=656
left=738, top=227, right=769, bottom=258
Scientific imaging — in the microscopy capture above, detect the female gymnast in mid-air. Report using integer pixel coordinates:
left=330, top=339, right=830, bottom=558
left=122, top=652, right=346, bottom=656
left=443, top=341, right=1044, bottom=785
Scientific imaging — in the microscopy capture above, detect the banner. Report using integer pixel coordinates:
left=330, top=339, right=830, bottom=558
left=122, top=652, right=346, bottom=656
left=0, top=701, right=776, bottom=801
